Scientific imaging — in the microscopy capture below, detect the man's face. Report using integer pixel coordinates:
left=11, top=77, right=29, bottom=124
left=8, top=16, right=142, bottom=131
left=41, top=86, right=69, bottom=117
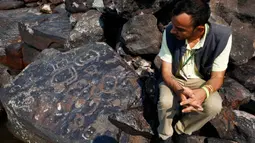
left=170, top=13, right=196, bottom=40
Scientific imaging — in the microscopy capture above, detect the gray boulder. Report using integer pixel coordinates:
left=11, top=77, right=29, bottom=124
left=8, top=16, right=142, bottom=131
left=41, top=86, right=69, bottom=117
left=67, top=10, right=104, bottom=49
left=210, top=0, right=255, bottom=65
left=121, top=14, right=162, bottom=55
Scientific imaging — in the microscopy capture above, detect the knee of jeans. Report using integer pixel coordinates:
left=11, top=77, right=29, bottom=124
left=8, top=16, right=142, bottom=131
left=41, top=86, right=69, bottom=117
left=204, top=101, right=222, bottom=115
left=158, top=96, right=173, bottom=109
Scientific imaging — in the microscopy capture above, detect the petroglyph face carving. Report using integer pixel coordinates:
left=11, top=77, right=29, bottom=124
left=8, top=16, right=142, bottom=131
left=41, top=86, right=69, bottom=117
left=75, top=50, right=100, bottom=66
left=52, top=67, right=78, bottom=86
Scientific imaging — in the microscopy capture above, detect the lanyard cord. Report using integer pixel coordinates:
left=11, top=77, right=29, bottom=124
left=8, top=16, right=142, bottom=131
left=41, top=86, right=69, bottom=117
left=181, top=50, right=196, bottom=70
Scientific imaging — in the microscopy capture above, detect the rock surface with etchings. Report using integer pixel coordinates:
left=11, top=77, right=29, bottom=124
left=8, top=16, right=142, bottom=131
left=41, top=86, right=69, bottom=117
left=0, top=43, right=142, bottom=143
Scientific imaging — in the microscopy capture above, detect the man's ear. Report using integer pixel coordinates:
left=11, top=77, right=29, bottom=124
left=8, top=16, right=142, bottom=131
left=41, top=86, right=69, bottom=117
left=196, top=25, right=205, bottom=33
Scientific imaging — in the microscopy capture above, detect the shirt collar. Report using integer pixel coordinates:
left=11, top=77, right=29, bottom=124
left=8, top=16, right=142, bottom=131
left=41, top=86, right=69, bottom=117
left=185, top=23, right=209, bottom=50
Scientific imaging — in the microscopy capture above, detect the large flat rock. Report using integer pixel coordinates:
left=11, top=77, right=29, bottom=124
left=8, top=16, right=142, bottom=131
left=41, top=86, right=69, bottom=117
left=0, top=43, right=142, bottom=143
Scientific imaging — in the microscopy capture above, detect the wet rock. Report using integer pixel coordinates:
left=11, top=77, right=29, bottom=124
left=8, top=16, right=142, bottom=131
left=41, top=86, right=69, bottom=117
left=219, top=77, right=252, bottom=109
left=65, top=0, right=94, bottom=13
left=67, top=10, right=104, bottom=49
left=1, top=43, right=142, bottom=142
left=19, top=13, right=72, bottom=51
left=210, top=108, right=255, bottom=143
left=21, top=43, right=41, bottom=66
left=0, top=0, right=24, bottom=10
left=229, top=59, right=255, bottom=92
left=121, top=14, right=161, bottom=55
left=109, top=108, right=153, bottom=139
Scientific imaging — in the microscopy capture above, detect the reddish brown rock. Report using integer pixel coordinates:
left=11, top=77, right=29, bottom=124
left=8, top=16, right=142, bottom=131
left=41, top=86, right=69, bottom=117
left=0, top=43, right=24, bottom=70
left=210, top=108, right=255, bottom=143
left=219, top=77, right=252, bottom=109
left=21, top=43, right=41, bottom=66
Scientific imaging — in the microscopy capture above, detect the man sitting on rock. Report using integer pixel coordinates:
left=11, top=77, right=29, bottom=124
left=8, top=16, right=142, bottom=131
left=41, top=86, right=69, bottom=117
left=157, top=0, right=232, bottom=142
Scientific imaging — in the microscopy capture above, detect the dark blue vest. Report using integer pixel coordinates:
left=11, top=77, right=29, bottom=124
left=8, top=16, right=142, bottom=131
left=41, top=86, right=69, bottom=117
left=165, top=23, right=232, bottom=80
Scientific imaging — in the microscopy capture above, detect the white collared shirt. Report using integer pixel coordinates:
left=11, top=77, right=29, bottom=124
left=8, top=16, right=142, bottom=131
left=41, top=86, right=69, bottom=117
left=158, top=23, right=232, bottom=80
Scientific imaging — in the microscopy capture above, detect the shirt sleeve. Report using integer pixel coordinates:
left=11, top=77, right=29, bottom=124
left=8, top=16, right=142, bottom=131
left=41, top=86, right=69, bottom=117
left=158, top=30, right=172, bottom=63
left=212, top=34, right=232, bottom=71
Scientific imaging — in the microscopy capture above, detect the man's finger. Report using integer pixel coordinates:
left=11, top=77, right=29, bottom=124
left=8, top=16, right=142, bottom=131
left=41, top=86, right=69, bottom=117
left=182, top=106, right=197, bottom=113
left=180, top=98, right=194, bottom=106
left=189, top=102, right=203, bottom=110
left=180, top=94, right=187, bottom=101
